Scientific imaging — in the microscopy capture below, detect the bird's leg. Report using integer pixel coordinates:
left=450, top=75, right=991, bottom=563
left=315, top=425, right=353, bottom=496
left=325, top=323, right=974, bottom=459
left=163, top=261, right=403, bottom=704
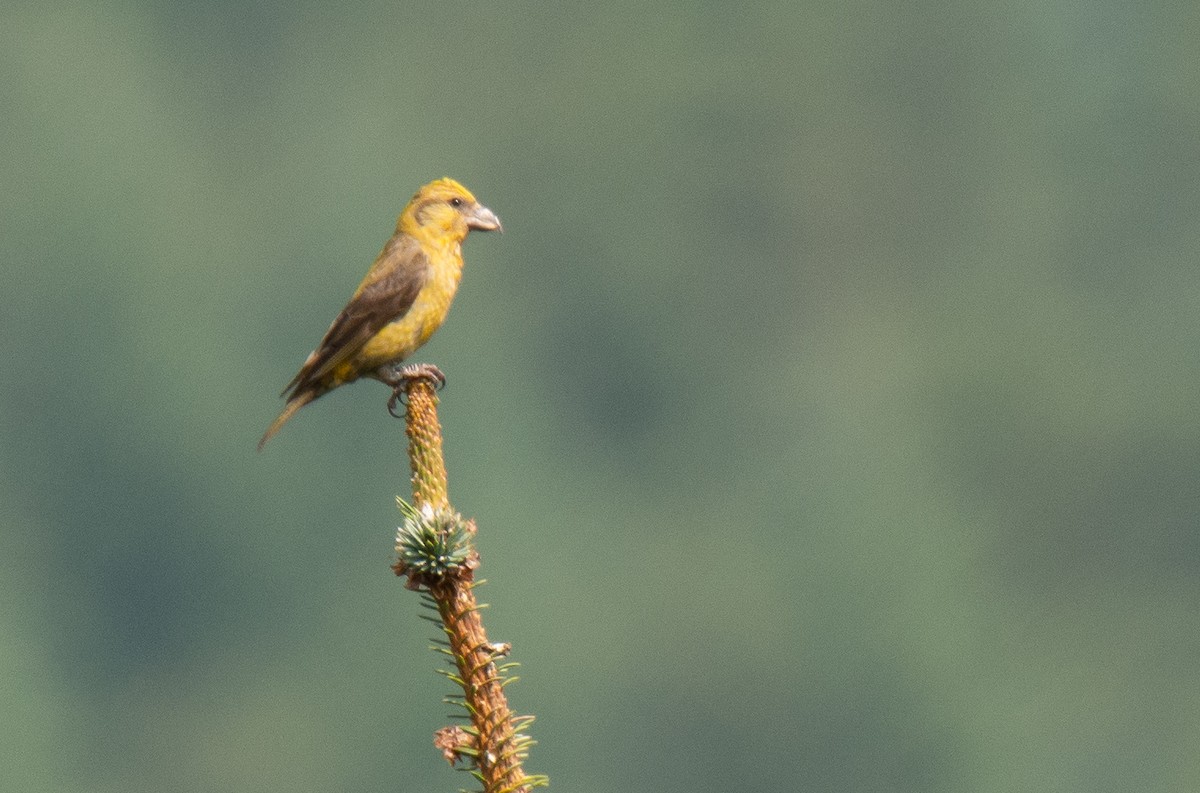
left=380, top=363, right=447, bottom=417
left=379, top=362, right=447, bottom=389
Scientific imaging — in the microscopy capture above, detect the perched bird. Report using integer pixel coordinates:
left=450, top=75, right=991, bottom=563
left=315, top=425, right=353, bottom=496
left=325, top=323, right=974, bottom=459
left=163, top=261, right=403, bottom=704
left=258, top=178, right=501, bottom=450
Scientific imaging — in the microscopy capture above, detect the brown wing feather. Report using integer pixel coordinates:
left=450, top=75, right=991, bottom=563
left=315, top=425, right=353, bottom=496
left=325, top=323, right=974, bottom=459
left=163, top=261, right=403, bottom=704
left=283, top=235, right=429, bottom=398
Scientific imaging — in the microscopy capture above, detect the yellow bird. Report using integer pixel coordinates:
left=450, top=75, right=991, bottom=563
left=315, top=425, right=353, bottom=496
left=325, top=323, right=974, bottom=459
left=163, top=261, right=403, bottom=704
left=259, top=178, right=501, bottom=450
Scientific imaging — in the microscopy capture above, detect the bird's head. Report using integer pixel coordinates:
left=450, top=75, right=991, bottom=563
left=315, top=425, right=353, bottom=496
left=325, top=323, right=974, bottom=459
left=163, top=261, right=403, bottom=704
left=400, top=177, right=502, bottom=240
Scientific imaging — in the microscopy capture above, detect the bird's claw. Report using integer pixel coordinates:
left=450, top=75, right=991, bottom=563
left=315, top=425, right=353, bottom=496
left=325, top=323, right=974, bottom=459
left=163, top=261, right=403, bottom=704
left=382, top=363, right=447, bottom=417
left=387, top=390, right=404, bottom=418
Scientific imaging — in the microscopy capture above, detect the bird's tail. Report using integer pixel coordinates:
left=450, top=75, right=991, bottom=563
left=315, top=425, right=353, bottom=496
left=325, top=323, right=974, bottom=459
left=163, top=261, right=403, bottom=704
left=257, top=389, right=320, bottom=451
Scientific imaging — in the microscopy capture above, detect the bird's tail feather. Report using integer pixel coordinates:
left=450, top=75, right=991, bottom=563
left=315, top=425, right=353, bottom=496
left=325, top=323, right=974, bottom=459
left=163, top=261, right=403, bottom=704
left=258, top=389, right=319, bottom=451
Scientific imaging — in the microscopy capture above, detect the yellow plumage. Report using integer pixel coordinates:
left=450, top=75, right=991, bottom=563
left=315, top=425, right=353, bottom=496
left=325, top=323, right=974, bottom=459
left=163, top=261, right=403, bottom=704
left=258, top=178, right=501, bottom=449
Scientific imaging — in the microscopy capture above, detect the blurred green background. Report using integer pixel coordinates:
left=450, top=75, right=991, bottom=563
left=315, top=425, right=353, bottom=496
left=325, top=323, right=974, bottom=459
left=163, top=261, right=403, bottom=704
left=3, top=2, right=1198, bottom=791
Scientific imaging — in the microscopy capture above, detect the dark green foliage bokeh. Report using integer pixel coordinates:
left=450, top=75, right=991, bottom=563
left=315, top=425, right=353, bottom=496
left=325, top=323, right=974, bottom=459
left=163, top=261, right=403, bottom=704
left=3, top=3, right=1198, bottom=791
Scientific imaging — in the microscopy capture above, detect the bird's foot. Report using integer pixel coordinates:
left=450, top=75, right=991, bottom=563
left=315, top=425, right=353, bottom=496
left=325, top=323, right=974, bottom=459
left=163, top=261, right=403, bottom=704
left=382, top=363, right=447, bottom=417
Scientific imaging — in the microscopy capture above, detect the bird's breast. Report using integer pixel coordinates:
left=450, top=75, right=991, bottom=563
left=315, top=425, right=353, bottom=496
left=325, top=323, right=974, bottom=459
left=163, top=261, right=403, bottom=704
left=353, top=248, right=464, bottom=370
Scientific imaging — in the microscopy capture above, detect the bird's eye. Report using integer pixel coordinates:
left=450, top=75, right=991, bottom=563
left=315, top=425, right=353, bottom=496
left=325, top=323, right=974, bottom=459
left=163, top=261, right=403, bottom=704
left=449, top=197, right=463, bottom=208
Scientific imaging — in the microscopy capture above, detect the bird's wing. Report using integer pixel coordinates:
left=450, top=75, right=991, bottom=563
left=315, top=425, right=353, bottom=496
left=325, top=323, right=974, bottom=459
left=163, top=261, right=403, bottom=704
left=283, top=235, right=429, bottom=397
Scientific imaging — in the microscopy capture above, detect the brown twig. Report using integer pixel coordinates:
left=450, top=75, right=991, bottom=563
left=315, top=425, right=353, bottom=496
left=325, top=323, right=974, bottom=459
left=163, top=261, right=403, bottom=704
left=391, top=368, right=542, bottom=792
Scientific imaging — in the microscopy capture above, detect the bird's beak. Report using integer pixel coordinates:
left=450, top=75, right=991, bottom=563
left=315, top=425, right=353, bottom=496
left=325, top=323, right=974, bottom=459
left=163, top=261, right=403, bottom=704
left=467, top=204, right=503, bottom=233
